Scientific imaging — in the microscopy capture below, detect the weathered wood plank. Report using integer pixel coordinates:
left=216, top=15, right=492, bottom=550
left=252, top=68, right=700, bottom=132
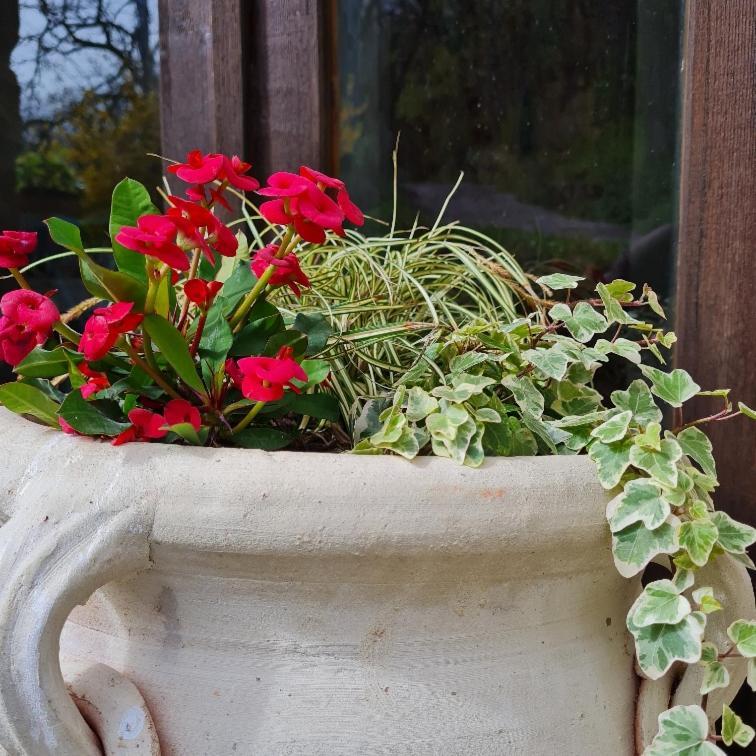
left=675, top=1, right=756, bottom=526
left=246, top=0, right=328, bottom=175
left=158, top=0, right=244, bottom=160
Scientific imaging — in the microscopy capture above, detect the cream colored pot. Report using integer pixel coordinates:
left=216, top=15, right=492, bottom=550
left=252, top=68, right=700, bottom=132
left=0, top=408, right=751, bottom=755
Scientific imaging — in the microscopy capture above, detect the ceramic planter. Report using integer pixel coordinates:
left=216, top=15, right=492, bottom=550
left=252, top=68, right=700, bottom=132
left=0, top=408, right=752, bottom=755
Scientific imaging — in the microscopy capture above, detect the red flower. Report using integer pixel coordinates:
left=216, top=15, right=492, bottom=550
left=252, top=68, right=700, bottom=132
left=259, top=199, right=294, bottom=226
left=251, top=244, right=310, bottom=298
left=300, top=166, right=364, bottom=225
left=115, top=214, right=188, bottom=271
left=225, top=358, right=243, bottom=389
left=0, top=318, right=40, bottom=365
left=257, top=172, right=311, bottom=198
left=0, top=289, right=59, bottom=333
left=79, top=302, right=142, bottom=361
left=163, top=398, right=201, bottom=431
left=79, top=362, right=110, bottom=399
left=167, top=196, right=237, bottom=263
left=220, top=155, right=260, bottom=191
left=0, top=231, right=38, bottom=268
left=236, top=346, right=307, bottom=403
left=168, top=150, right=224, bottom=185
left=299, top=166, right=344, bottom=189
left=112, top=408, right=168, bottom=446
left=184, top=278, right=223, bottom=308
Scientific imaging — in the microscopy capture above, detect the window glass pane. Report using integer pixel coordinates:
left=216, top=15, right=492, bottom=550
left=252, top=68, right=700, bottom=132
left=1, top=0, right=160, bottom=377
left=336, top=0, right=681, bottom=298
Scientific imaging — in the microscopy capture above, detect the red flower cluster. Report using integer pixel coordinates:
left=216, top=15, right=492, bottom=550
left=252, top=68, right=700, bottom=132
left=168, top=150, right=259, bottom=208
left=0, top=289, right=59, bottom=365
left=116, top=215, right=187, bottom=271
left=79, top=363, right=110, bottom=399
left=184, top=278, right=223, bottom=309
left=251, top=244, right=311, bottom=298
left=0, top=231, right=37, bottom=269
left=166, top=195, right=238, bottom=263
left=235, top=346, right=307, bottom=402
left=79, top=302, right=143, bottom=361
left=113, top=398, right=201, bottom=446
left=258, top=166, right=364, bottom=243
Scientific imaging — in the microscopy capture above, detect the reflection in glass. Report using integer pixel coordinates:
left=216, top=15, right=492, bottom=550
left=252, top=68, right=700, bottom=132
left=336, top=0, right=681, bottom=299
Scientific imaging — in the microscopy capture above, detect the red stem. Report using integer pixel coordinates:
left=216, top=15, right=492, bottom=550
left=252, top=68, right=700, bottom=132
left=190, top=312, right=208, bottom=358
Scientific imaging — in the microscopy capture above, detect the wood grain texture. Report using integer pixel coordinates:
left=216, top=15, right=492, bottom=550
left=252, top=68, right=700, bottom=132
left=158, top=0, right=244, bottom=159
left=246, top=0, right=328, bottom=175
left=675, top=1, right=756, bottom=526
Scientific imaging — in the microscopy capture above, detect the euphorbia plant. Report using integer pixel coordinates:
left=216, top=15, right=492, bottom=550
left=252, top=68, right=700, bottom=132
left=356, top=273, right=756, bottom=753
left=0, top=151, right=364, bottom=450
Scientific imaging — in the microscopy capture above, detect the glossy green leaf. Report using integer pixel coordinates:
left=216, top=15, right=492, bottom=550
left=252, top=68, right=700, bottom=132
left=406, top=387, right=439, bottom=422
left=143, top=314, right=204, bottom=393
left=232, top=427, right=294, bottom=450
left=0, top=382, right=59, bottom=426
left=198, top=305, right=234, bottom=371
left=640, top=366, right=701, bottom=408
left=230, top=300, right=284, bottom=356
left=57, top=390, right=129, bottom=436
left=293, top=312, right=332, bottom=355
left=14, top=346, right=77, bottom=378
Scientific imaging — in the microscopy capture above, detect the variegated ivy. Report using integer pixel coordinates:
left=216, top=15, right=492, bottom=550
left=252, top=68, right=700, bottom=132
left=355, top=276, right=756, bottom=752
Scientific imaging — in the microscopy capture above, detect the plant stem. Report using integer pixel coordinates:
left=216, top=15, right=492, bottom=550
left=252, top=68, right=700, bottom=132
left=9, top=268, right=28, bottom=289
left=122, top=339, right=182, bottom=400
left=231, top=401, right=265, bottom=433
left=189, top=311, right=208, bottom=357
left=223, top=399, right=251, bottom=415
left=673, top=409, right=742, bottom=433
left=177, top=248, right=202, bottom=333
left=229, top=226, right=296, bottom=330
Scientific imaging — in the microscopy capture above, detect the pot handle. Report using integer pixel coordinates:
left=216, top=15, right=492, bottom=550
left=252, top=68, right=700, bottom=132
left=0, top=488, right=157, bottom=755
left=635, top=553, right=756, bottom=752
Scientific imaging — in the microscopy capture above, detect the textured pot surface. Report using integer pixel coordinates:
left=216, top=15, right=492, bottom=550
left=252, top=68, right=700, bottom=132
left=0, top=408, right=639, bottom=755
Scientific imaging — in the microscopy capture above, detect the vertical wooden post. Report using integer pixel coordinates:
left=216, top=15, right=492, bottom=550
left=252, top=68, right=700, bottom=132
left=675, top=2, right=756, bottom=526
left=158, top=0, right=245, bottom=160
left=246, top=0, right=329, bottom=176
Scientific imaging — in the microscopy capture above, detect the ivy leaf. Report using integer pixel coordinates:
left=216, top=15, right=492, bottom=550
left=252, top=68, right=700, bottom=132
left=643, top=283, right=666, bottom=318
left=721, top=704, right=755, bottom=748
left=597, top=282, right=641, bottom=325
left=612, top=520, right=679, bottom=578
left=678, top=519, right=719, bottom=567
left=142, top=314, right=204, bottom=393
left=549, top=301, right=608, bottom=342
left=406, top=387, right=439, bottom=422
left=640, top=366, right=701, bottom=408
left=738, top=401, right=756, bottom=420
left=691, top=587, right=722, bottom=615
left=502, top=375, right=545, bottom=418
left=595, top=337, right=642, bottom=364
left=628, top=612, right=705, bottom=680
left=551, top=379, right=603, bottom=416
left=629, top=579, right=691, bottom=627
left=57, top=390, right=129, bottom=436
left=591, top=409, right=632, bottom=443
left=676, top=427, right=716, bottom=478
left=711, top=511, right=756, bottom=554
left=0, top=381, right=59, bottom=426
left=727, top=620, right=756, bottom=657
left=748, top=659, right=756, bottom=692
left=611, top=379, right=663, bottom=426
left=645, top=705, right=725, bottom=756
left=535, top=273, right=584, bottom=290
left=607, top=479, right=671, bottom=532
left=629, top=438, right=683, bottom=488
left=588, top=438, right=634, bottom=489
left=635, top=422, right=662, bottom=451
left=109, top=178, right=156, bottom=282
left=521, top=347, right=571, bottom=381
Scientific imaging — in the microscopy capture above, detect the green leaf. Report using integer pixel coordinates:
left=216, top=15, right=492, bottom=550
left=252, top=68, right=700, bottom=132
left=264, top=329, right=308, bottom=358
left=165, top=422, right=202, bottom=446
left=57, top=390, right=129, bottom=436
left=607, top=479, right=671, bottom=532
left=449, top=352, right=492, bottom=373
left=198, top=305, right=234, bottom=371
left=692, top=587, right=722, bottom=615
left=738, top=402, right=756, bottom=420
left=431, top=414, right=477, bottom=465
left=678, top=519, right=719, bottom=567
left=535, top=273, right=584, bottom=290
left=721, top=704, right=755, bottom=748
left=628, top=612, right=705, bottom=680
left=591, top=409, right=632, bottom=444
left=629, top=438, right=683, bottom=488
left=502, top=375, right=544, bottom=418
left=611, top=379, right=663, bottom=425
left=748, top=659, right=756, bottom=692
left=588, top=438, right=634, bottom=489
left=630, top=579, right=691, bottom=627
left=142, top=314, right=204, bottom=393
left=406, top=387, right=439, bottom=422
left=551, top=379, right=603, bottom=416
left=549, top=301, right=609, bottom=342
left=701, top=641, right=718, bottom=664
left=643, top=283, right=666, bottom=318
left=232, top=427, right=294, bottom=450
left=0, top=382, right=59, bottom=426
left=727, top=620, right=756, bottom=657
left=433, top=373, right=496, bottom=402
left=293, top=312, right=332, bottom=355
left=711, top=511, right=756, bottom=554
left=612, top=520, right=679, bottom=578
left=230, top=300, right=284, bottom=356
left=522, top=347, right=571, bottom=381
left=596, top=282, right=641, bottom=325
left=645, top=705, right=724, bottom=756
left=299, top=359, right=331, bottom=388
left=14, top=346, right=76, bottom=378
left=635, top=422, right=662, bottom=451
left=109, top=178, right=156, bottom=282
left=45, top=216, right=85, bottom=253
left=483, top=415, right=538, bottom=457
left=676, top=427, right=716, bottom=478
left=605, top=279, right=636, bottom=302
left=219, top=263, right=257, bottom=314
left=640, top=366, right=701, bottom=408
left=285, top=391, right=340, bottom=422
left=595, top=337, right=642, bottom=364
